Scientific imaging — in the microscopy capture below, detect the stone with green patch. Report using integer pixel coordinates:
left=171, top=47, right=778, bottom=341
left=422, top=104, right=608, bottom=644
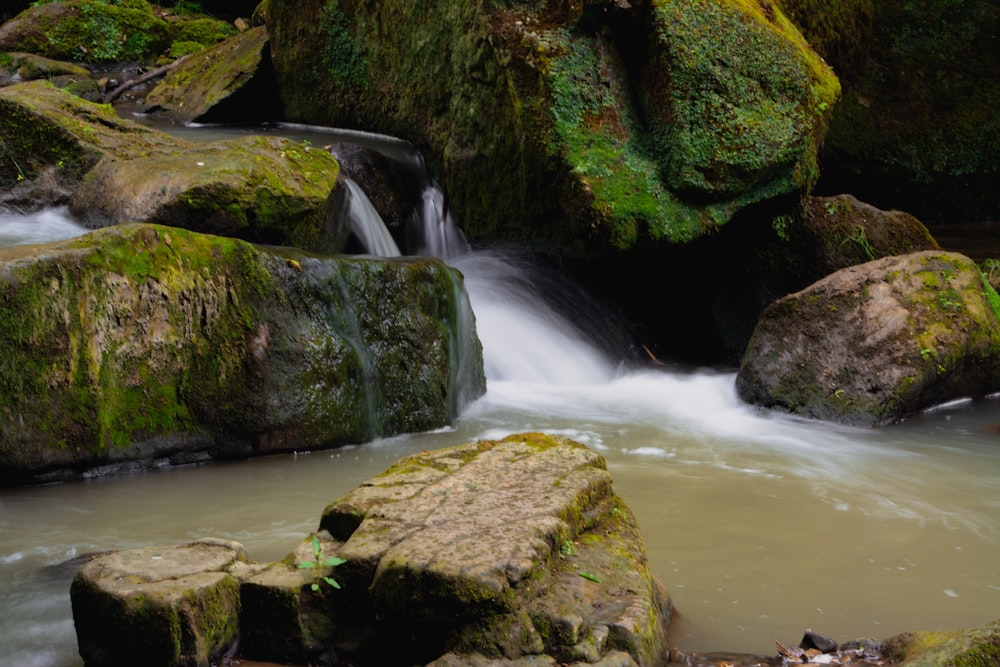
left=737, top=251, right=1000, bottom=426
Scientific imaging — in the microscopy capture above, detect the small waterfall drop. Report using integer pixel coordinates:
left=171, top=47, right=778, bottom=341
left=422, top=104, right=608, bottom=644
left=0, top=207, right=88, bottom=247
left=450, top=251, right=619, bottom=385
left=413, top=186, right=469, bottom=259
left=341, top=178, right=401, bottom=257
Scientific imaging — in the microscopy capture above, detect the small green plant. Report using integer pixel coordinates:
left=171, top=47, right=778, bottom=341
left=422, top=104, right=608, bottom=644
left=840, top=225, right=876, bottom=261
left=919, top=347, right=933, bottom=360
left=578, top=571, right=602, bottom=583
left=559, top=540, right=575, bottom=560
left=297, top=535, right=346, bottom=592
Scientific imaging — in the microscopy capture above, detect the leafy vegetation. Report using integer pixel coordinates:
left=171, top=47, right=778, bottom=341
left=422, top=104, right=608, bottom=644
left=297, top=535, right=347, bottom=592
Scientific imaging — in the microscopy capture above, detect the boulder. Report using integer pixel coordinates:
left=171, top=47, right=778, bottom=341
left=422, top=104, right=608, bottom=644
left=789, top=0, right=1000, bottom=221
left=312, top=433, right=672, bottom=666
left=0, top=81, right=340, bottom=251
left=266, top=0, right=838, bottom=254
left=71, top=539, right=247, bottom=667
left=736, top=251, right=1000, bottom=425
left=0, top=0, right=170, bottom=64
left=885, top=618, right=1000, bottom=666
left=94, top=434, right=672, bottom=666
left=586, top=193, right=940, bottom=364
left=142, top=25, right=280, bottom=124
left=0, top=223, right=484, bottom=484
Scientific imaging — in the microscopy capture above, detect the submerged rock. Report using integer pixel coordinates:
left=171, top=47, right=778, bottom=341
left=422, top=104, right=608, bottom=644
left=737, top=251, right=1000, bottom=425
left=71, top=434, right=672, bottom=666
left=0, top=224, right=484, bottom=484
left=0, top=80, right=340, bottom=251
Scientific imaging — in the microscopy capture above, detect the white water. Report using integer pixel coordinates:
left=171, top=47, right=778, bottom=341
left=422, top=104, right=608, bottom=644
left=0, top=207, right=88, bottom=246
left=341, top=178, right=401, bottom=257
left=1, top=162, right=998, bottom=665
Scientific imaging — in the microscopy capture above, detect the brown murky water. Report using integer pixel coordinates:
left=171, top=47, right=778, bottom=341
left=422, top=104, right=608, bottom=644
left=2, top=374, right=997, bottom=667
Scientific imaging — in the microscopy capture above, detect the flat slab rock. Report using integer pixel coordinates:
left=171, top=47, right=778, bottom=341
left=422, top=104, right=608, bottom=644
left=70, top=538, right=248, bottom=667
left=317, top=432, right=672, bottom=665
left=69, top=434, right=672, bottom=666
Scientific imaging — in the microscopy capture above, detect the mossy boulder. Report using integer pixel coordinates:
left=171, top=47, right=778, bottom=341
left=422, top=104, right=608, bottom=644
left=584, top=193, right=940, bottom=364
left=886, top=618, right=1000, bottom=666
left=266, top=0, right=838, bottom=255
left=245, top=433, right=672, bottom=665
left=0, top=81, right=337, bottom=251
left=804, top=0, right=1000, bottom=221
left=143, top=25, right=279, bottom=124
left=736, top=251, right=1000, bottom=425
left=71, top=539, right=248, bottom=667
left=0, top=0, right=170, bottom=64
left=0, top=223, right=484, bottom=484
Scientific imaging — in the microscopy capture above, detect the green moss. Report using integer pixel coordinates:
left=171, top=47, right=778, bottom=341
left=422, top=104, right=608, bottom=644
left=22, top=1, right=170, bottom=63
left=167, top=17, right=237, bottom=47
left=319, top=5, right=368, bottom=89
left=981, top=272, right=1000, bottom=323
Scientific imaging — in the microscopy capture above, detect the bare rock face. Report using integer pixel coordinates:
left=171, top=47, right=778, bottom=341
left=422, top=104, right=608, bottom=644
left=737, top=251, right=1000, bottom=426
left=70, top=434, right=673, bottom=667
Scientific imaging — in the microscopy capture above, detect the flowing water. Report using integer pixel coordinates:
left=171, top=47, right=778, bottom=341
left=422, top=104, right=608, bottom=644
left=0, top=129, right=998, bottom=666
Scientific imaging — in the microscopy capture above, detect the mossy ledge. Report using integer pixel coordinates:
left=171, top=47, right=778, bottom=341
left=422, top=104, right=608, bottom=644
left=0, top=224, right=484, bottom=485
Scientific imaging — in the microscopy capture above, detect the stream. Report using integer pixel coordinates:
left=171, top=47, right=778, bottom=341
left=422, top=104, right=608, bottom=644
left=0, top=126, right=998, bottom=666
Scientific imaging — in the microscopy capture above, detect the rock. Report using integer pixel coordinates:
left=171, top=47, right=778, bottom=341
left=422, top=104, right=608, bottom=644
left=884, top=618, right=1000, bottom=666
left=794, top=0, right=1000, bottom=221
left=587, top=193, right=940, bottom=364
left=0, top=223, right=484, bottom=484
left=0, top=0, right=170, bottom=63
left=266, top=0, right=838, bottom=255
left=70, top=538, right=247, bottom=667
left=0, top=81, right=340, bottom=251
left=302, top=433, right=673, bottom=666
left=143, top=25, right=280, bottom=124
left=69, top=435, right=671, bottom=666
left=736, top=251, right=1000, bottom=425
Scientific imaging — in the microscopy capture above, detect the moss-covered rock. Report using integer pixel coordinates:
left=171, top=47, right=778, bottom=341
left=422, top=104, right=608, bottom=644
left=262, top=434, right=670, bottom=665
left=806, top=0, right=1000, bottom=221
left=143, top=25, right=279, bottom=124
left=0, top=81, right=335, bottom=250
left=71, top=539, right=247, bottom=667
left=266, top=0, right=838, bottom=255
left=886, top=618, right=1000, bottom=666
left=0, top=223, right=484, bottom=484
left=0, top=0, right=170, bottom=64
left=736, top=251, right=1000, bottom=425
left=579, top=193, right=940, bottom=364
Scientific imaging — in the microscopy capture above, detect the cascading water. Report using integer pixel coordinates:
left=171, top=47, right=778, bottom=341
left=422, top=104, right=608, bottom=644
left=0, top=207, right=87, bottom=246
left=340, top=178, right=401, bottom=257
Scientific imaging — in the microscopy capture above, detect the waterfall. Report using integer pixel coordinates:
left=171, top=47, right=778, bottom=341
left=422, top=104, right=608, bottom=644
left=450, top=251, right=619, bottom=385
left=0, top=207, right=88, bottom=247
left=341, top=178, right=401, bottom=257
left=412, top=186, right=469, bottom=259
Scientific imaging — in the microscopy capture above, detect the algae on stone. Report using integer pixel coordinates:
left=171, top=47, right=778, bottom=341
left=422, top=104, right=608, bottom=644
left=266, top=0, right=838, bottom=254
left=0, top=224, right=485, bottom=484
left=737, top=251, right=1000, bottom=425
